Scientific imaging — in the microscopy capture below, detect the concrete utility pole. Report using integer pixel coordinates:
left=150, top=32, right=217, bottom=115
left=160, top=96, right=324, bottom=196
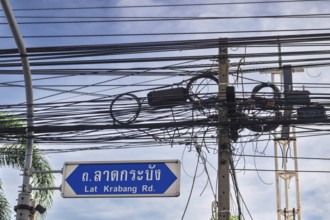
left=218, top=39, right=230, bottom=220
left=0, top=1, right=35, bottom=220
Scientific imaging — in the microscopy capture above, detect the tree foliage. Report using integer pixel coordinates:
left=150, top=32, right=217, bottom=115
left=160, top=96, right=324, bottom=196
left=0, top=114, right=55, bottom=219
left=0, top=179, right=11, bottom=220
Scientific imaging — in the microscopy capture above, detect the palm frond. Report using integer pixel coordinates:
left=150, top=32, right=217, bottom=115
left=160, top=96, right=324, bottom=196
left=0, top=143, right=25, bottom=169
left=0, top=144, right=55, bottom=217
left=31, top=148, right=55, bottom=214
left=0, top=114, right=55, bottom=218
left=0, top=179, right=11, bottom=220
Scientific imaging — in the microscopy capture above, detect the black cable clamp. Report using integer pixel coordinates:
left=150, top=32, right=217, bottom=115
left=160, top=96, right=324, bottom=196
left=14, top=204, right=34, bottom=213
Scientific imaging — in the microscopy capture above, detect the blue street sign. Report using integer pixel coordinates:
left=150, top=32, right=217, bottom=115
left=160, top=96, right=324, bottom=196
left=61, top=160, right=180, bottom=198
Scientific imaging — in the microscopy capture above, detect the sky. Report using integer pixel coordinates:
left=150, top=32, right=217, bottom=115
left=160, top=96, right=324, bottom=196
left=1, top=0, right=330, bottom=220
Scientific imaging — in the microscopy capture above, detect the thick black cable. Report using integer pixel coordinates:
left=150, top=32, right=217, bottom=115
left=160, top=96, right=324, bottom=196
left=1, top=33, right=330, bottom=55
left=2, top=27, right=330, bottom=39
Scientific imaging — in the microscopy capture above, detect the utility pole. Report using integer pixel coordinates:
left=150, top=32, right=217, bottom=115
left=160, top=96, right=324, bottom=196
left=1, top=1, right=36, bottom=220
left=218, top=39, right=230, bottom=220
left=273, top=65, right=302, bottom=220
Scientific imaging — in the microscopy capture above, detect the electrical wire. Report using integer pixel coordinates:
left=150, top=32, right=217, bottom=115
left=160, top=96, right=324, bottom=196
left=1, top=27, right=330, bottom=39
left=181, top=155, right=200, bottom=220
left=6, top=0, right=326, bottom=11
left=2, top=13, right=330, bottom=25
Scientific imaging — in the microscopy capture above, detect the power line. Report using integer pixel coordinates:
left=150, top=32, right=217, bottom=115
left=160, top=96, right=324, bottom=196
left=3, top=14, right=330, bottom=20
left=6, top=0, right=325, bottom=11
left=1, top=14, right=330, bottom=25
left=234, top=168, right=330, bottom=174
left=1, top=28, right=330, bottom=39
left=1, top=33, right=330, bottom=57
left=233, top=154, right=330, bottom=161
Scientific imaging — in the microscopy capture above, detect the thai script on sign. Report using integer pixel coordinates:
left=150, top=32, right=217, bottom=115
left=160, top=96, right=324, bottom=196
left=81, top=164, right=161, bottom=182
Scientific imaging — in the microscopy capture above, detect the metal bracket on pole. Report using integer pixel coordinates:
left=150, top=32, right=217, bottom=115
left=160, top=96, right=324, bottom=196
left=22, top=168, right=33, bottom=177
left=32, top=169, right=63, bottom=174
left=30, top=186, right=62, bottom=191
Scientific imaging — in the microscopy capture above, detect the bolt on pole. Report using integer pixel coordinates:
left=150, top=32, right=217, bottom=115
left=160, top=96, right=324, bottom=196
left=218, top=39, right=230, bottom=220
left=0, top=0, right=35, bottom=220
